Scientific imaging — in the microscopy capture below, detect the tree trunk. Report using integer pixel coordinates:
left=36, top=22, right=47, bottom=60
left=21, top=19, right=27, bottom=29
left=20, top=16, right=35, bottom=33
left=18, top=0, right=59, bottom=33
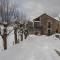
left=14, top=28, right=17, bottom=44
left=2, top=25, right=7, bottom=50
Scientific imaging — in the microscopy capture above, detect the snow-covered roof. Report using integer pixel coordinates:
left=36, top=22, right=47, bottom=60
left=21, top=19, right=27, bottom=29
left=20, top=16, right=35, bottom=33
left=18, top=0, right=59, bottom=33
left=55, top=17, right=60, bottom=21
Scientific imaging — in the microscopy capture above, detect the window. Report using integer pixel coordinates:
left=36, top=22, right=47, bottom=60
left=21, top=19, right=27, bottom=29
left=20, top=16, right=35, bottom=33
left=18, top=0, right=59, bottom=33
left=34, top=22, right=40, bottom=29
left=48, top=29, right=51, bottom=35
left=48, top=22, right=51, bottom=28
left=56, top=29, right=58, bottom=33
left=48, top=22, right=51, bottom=35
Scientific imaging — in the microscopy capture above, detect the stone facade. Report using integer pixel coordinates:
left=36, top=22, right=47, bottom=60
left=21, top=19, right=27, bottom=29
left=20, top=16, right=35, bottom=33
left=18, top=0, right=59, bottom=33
left=33, top=14, right=60, bottom=35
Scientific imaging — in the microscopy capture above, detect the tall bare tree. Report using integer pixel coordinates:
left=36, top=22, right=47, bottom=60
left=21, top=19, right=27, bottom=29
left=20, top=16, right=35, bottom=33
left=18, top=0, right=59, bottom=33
left=0, top=0, right=18, bottom=50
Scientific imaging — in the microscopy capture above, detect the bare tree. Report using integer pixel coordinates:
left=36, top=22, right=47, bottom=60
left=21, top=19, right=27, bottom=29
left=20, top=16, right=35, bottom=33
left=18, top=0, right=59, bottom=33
left=0, top=0, right=18, bottom=50
left=14, top=11, right=29, bottom=42
left=0, top=0, right=29, bottom=50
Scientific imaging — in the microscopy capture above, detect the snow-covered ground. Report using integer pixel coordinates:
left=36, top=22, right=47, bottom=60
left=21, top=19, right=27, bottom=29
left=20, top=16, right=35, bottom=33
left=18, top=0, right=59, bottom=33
left=0, top=34, right=60, bottom=60
left=7, top=30, right=15, bottom=48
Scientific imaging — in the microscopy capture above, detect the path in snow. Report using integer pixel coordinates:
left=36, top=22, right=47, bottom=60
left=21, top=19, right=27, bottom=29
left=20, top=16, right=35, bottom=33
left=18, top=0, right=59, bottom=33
left=0, top=35, right=60, bottom=60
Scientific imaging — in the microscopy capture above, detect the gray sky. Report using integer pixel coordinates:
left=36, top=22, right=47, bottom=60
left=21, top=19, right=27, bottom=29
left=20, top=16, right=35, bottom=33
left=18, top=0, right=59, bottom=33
left=15, top=0, right=60, bottom=20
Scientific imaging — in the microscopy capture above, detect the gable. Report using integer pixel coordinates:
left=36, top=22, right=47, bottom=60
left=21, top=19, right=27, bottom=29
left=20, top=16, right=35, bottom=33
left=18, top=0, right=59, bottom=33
left=33, top=13, right=58, bottom=22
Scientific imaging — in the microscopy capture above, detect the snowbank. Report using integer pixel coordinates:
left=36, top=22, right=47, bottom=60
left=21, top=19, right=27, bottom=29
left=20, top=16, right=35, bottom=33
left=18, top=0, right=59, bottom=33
left=0, top=36, right=4, bottom=51
left=0, top=34, right=60, bottom=60
left=7, top=30, right=15, bottom=48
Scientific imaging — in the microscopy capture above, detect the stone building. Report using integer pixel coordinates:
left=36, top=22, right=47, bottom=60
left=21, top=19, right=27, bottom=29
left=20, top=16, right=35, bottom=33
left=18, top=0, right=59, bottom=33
left=33, top=13, right=60, bottom=35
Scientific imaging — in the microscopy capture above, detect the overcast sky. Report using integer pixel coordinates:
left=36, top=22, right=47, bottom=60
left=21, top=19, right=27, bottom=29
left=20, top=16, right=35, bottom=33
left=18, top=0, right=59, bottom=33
left=14, top=0, right=60, bottom=20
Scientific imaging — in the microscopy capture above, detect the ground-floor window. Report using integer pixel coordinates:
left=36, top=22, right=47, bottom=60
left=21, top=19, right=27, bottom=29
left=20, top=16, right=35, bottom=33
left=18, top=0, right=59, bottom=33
left=48, top=29, right=51, bottom=35
left=48, top=22, right=51, bottom=35
left=56, top=29, right=58, bottom=33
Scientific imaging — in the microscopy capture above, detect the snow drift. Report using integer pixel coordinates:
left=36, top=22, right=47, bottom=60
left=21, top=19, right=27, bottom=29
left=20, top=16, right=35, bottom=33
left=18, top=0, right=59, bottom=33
left=0, top=34, right=60, bottom=60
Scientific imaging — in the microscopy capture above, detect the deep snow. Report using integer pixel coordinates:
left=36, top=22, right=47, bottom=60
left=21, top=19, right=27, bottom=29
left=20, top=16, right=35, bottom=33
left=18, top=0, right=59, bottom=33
left=0, top=35, right=60, bottom=60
